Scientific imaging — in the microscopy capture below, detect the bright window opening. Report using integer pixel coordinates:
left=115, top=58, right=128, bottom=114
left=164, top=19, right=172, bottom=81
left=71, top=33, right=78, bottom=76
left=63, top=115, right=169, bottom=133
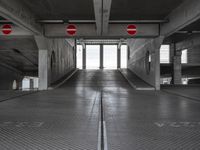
left=22, top=78, right=30, bottom=89
left=76, top=45, right=83, bottom=69
left=86, top=45, right=100, bottom=69
left=181, top=49, right=188, bottom=64
left=121, top=45, right=127, bottom=68
left=22, top=77, right=39, bottom=91
left=160, top=45, right=170, bottom=63
left=103, top=45, right=117, bottom=69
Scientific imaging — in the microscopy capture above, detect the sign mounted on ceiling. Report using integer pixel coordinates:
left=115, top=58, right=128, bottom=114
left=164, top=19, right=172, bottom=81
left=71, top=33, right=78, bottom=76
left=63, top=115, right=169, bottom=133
left=2, top=24, right=12, bottom=35
left=127, top=24, right=137, bottom=35
left=66, top=24, right=77, bottom=36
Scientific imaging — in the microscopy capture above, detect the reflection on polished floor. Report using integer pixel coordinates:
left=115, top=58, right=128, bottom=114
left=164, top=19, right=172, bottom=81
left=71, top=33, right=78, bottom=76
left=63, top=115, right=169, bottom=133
left=0, top=70, right=200, bottom=149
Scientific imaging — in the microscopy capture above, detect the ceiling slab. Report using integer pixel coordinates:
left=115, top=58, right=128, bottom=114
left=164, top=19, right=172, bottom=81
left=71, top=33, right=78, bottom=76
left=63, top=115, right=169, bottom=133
left=110, top=0, right=184, bottom=20
left=21, top=0, right=95, bottom=20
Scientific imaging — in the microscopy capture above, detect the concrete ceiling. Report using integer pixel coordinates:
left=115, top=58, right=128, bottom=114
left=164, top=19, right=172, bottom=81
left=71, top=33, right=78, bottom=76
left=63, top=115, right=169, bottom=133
left=19, top=0, right=185, bottom=21
left=110, top=0, right=185, bottom=20
left=21, top=0, right=95, bottom=20
left=0, top=36, right=38, bottom=74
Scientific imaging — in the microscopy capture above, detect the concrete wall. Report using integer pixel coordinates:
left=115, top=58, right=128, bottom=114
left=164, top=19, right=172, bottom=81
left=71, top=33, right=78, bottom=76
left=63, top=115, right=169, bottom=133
left=127, top=37, right=164, bottom=90
left=47, top=38, right=76, bottom=84
left=176, top=35, right=200, bottom=65
left=0, top=66, right=23, bottom=90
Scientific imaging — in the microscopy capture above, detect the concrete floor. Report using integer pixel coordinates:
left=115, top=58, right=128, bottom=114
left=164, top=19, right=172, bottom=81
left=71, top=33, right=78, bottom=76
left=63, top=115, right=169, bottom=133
left=0, top=90, right=35, bottom=102
left=0, top=70, right=200, bottom=149
left=162, top=85, right=200, bottom=102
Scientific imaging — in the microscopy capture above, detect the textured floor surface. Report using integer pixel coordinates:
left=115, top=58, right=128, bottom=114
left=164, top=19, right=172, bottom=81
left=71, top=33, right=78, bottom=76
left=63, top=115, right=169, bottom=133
left=162, top=85, right=200, bottom=102
left=0, top=70, right=200, bottom=149
left=0, top=90, right=34, bottom=102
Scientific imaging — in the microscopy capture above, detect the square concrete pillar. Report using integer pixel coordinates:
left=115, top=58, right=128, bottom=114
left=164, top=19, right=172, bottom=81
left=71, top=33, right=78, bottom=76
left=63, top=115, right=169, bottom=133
left=117, top=48, right=121, bottom=69
left=100, top=44, right=104, bottom=69
left=35, top=36, right=49, bottom=90
left=170, top=43, right=175, bottom=63
left=173, top=51, right=182, bottom=85
left=38, top=50, right=49, bottom=90
left=30, top=79, right=34, bottom=89
left=82, top=47, right=86, bottom=69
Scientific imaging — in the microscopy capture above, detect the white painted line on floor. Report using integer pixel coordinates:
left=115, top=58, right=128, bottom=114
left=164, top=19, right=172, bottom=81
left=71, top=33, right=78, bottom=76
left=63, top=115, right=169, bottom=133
left=103, top=121, right=108, bottom=150
left=97, top=121, right=101, bottom=150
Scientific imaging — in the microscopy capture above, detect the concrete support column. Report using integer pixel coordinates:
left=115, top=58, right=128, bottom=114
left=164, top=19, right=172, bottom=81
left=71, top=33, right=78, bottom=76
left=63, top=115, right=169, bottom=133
left=173, top=51, right=182, bottom=84
left=127, top=46, right=130, bottom=66
left=39, top=50, right=49, bottom=90
left=35, top=36, right=49, bottom=90
left=74, top=45, right=77, bottom=69
left=82, top=47, right=86, bottom=69
left=117, top=47, right=121, bottom=69
left=30, top=79, right=34, bottom=89
left=170, top=43, right=175, bottom=63
left=17, top=80, right=23, bottom=90
left=100, top=44, right=104, bottom=69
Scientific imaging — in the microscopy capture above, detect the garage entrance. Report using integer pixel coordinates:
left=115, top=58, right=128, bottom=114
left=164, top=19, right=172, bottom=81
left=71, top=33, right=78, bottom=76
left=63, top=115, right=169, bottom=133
left=76, top=43, right=127, bottom=70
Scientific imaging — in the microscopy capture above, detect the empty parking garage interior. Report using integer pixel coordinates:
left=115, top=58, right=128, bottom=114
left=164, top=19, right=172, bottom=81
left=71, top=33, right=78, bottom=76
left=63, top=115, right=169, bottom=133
left=1, top=0, right=200, bottom=149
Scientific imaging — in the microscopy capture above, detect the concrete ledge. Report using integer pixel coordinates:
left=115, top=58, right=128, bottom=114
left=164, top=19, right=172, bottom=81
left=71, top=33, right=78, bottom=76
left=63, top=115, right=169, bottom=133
left=48, top=69, right=78, bottom=90
left=119, top=69, right=155, bottom=90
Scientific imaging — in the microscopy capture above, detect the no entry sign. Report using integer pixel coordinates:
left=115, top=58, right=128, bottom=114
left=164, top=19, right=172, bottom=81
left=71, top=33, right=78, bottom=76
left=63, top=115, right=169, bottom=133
left=66, top=24, right=77, bottom=36
left=127, top=24, right=137, bottom=35
left=2, top=24, right=12, bottom=35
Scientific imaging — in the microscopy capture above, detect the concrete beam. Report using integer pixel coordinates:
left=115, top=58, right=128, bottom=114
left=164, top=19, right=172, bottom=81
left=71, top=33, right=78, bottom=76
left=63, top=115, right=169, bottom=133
left=175, top=35, right=200, bottom=51
left=102, top=0, right=112, bottom=35
left=0, top=0, right=42, bottom=35
left=161, top=0, right=200, bottom=37
left=93, top=0, right=102, bottom=35
left=45, top=24, right=159, bottom=38
left=0, top=25, right=32, bottom=36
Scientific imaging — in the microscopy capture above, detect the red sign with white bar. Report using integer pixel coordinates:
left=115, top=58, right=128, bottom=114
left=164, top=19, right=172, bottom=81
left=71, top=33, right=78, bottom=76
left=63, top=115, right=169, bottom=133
left=2, top=24, right=12, bottom=35
left=66, top=24, right=77, bottom=36
left=127, top=24, right=137, bottom=35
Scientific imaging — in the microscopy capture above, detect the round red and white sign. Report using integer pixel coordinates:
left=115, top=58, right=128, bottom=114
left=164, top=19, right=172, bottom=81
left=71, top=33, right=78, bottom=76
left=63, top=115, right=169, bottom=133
left=2, top=24, right=12, bottom=35
left=66, top=24, right=77, bottom=36
left=127, top=24, right=137, bottom=35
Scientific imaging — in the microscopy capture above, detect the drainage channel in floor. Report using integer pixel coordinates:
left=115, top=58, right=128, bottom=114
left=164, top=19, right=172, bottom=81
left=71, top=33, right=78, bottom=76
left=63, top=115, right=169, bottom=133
left=98, top=90, right=108, bottom=150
